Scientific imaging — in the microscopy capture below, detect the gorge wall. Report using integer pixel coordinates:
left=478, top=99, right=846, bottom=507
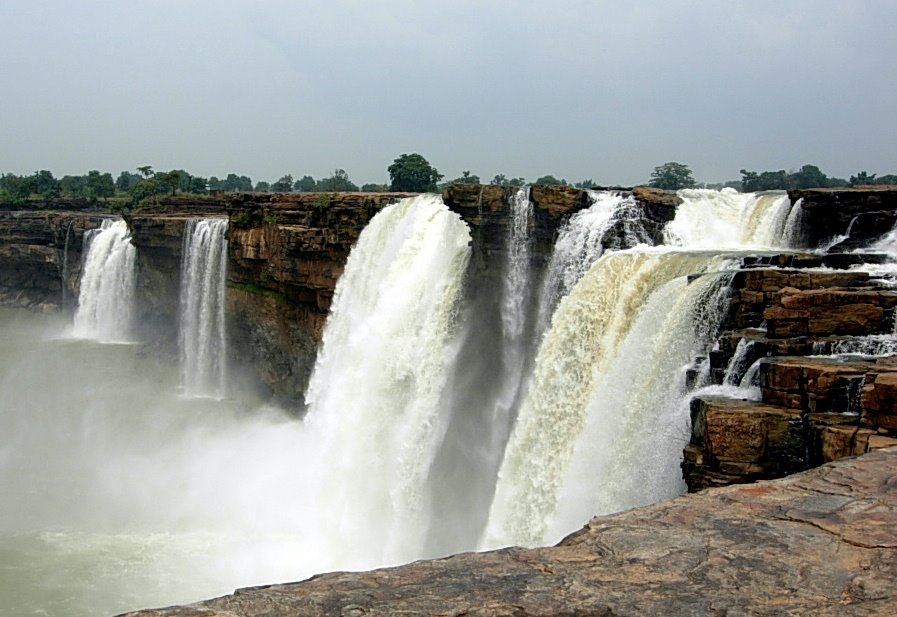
left=1, top=186, right=894, bottom=406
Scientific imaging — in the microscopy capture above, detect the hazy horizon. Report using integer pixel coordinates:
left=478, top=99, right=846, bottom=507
left=2, top=1, right=895, bottom=186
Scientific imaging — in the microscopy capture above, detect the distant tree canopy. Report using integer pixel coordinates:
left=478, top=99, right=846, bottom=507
left=0, top=169, right=116, bottom=203
left=209, top=173, right=252, bottom=192
left=441, top=170, right=480, bottom=187
left=270, top=174, right=294, bottom=192
left=649, top=162, right=696, bottom=190
left=124, top=167, right=210, bottom=203
left=388, top=153, right=442, bottom=192
left=534, top=174, right=568, bottom=186
left=5, top=159, right=897, bottom=209
left=849, top=171, right=897, bottom=187
left=293, top=175, right=317, bottom=192
left=317, top=169, right=358, bottom=192
left=490, top=174, right=526, bottom=187
left=740, top=165, right=850, bottom=191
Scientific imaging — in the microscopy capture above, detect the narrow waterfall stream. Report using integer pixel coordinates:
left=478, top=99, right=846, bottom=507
left=179, top=218, right=229, bottom=398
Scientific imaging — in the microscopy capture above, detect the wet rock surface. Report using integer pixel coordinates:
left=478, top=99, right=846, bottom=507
left=120, top=447, right=897, bottom=617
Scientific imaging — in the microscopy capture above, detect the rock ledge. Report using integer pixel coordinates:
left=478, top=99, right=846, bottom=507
left=121, top=447, right=897, bottom=617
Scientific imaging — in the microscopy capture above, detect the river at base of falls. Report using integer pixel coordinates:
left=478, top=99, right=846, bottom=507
left=0, top=308, right=325, bottom=617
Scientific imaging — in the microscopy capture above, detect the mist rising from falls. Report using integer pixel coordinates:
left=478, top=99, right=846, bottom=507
left=179, top=218, right=229, bottom=398
left=0, top=196, right=473, bottom=615
left=71, top=219, right=136, bottom=342
left=302, top=194, right=472, bottom=567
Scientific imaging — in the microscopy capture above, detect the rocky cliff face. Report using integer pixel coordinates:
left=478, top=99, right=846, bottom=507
left=683, top=256, right=897, bottom=491
left=1, top=187, right=893, bottom=405
left=789, top=187, right=897, bottom=250
left=120, top=446, right=897, bottom=617
left=0, top=210, right=103, bottom=311
left=222, top=192, right=412, bottom=402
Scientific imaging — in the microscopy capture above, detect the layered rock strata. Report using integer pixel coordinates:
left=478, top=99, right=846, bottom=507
left=2, top=187, right=895, bottom=404
left=120, top=446, right=897, bottom=617
left=685, top=258, right=897, bottom=491
left=789, top=186, right=897, bottom=250
left=0, top=210, right=103, bottom=310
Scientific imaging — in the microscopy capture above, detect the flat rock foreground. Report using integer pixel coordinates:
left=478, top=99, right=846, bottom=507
left=122, top=448, right=897, bottom=617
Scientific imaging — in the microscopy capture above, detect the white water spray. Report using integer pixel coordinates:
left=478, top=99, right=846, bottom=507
left=71, top=219, right=136, bottom=342
left=302, top=194, right=472, bottom=567
left=179, top=218, right=229, bottom=398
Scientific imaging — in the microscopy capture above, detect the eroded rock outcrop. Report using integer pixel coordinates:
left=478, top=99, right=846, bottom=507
left=789, top=186, right=897, bottom=250
left=685, top=259, right=897, bottom=491
left=120, top=446, right=897, bottom=617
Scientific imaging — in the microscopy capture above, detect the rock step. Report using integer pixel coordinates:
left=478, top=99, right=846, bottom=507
left=685, top=356, right=897, bottom=491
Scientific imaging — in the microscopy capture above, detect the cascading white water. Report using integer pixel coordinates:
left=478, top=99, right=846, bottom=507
left=536, top=191, right=652, bottom=334
left=666, top=189, right=794, bottom=248
left=71, top=219, right=136, bottom=342
left=484, top=188, right=804, bottom=548
left=302, top=194, right=472, bottom=567
left=484, top=250, right=732, bottom=547
left=179, top=218, right=229, bottom=398
left=0, top=196, right=473, bottom=616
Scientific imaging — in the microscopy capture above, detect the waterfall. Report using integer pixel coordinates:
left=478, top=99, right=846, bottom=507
left=501, top=187, right=534, bottom=341
left=782, top=198, right=806, bottom=247
left=536, top=191, right=652, bottom=334
left=484, top=188, right=803, bottom=548
left=302, top=194, right=471, bottom=567
left=61, top=219, right=74, bottom=311
left=665, top=189, right=794, bottom=249
left=71, top=219, right=136, bottom=342
left=723, top=338, right=759, bottom=386
left=484, top=250, right=732, bottom=547
left=179, top=218, right=229, bottom=399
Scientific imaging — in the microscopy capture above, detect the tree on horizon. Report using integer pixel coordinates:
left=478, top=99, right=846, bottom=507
left=648, top=162, right=696, bottom=190
left=388, top=153, right=442, bottom=192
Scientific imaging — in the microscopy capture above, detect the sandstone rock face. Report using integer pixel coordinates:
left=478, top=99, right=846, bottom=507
left=129, top=215, right=192, bottom=350
left=222, top=192, right=411, bottom=402
left=684, top=396, right=807, bottom=490
left=689, top=249, right=897, bottom=492
left=0, top=210, right=102, bottom=310
left=686, top=355, right=897, bottom=490
left=120, top=447, right=897, bottom=617
left=790, top=187, right=897, bottom=249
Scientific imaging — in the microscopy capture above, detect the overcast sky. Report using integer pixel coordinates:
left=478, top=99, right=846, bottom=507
left=1, top=1, right=895, bottom=186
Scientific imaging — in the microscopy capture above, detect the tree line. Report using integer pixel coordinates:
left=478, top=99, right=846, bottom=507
left=3, top=155, right=896, bottom=206
left=647, top=162, right=897, bottom=191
